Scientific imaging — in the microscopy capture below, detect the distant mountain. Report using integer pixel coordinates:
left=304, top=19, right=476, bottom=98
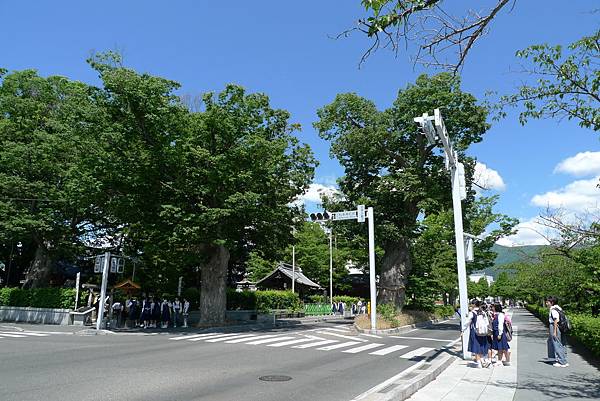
left=473, top=244, right=546, bottom=278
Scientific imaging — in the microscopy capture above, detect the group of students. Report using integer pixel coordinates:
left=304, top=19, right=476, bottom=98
left=123, top=296, right=190, bottom=329
left=464, top=299, right=512, bottom=368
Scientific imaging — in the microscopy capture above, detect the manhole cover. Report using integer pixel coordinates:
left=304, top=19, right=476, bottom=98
left=259, top=375, right=292, bottom=382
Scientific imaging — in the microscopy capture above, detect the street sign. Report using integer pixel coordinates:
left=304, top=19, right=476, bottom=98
left=94, top=255, right=105, bottom=273
left=357, top=204, right=366, bottom=223
left=331, top=210, right=358, bottom=221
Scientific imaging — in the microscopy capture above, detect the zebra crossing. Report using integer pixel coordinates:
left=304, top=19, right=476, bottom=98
left=168, top=327, right=439, bottom=360
left=0, top=330, right=55, bottom=339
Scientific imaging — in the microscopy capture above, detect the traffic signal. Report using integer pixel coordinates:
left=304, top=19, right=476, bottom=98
left=309, top=211, right=331, bottom=222
left=414, top=114, right=437, bottom=146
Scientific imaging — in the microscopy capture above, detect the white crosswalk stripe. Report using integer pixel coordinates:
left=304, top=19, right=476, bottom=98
left=225, top=334, right=278, bottom=344
left=342, top=343, right=384, bottom=354
left=0, top=333, right=27, bottom=338
left=0, top=330, right=52, bottom=339
left=267, top=338, right=318, bottom=347
left=169, top=333, right=218, bottom=341
left=246, top=336, right=295, bottom=345
left=205, top=334, right=257, bottom=343
left=189, top=333, right=237, bottom=342
left=292, top=339, right=338, bottom=349
left=369, top=345, right=408, bottom=355
left=317, top=341, right=361, bottom=351
left=399, top=347, right=434, bottom=359
left=167, top=331, right=443, bottom=360
left=321, top=327, right=351, bottom=333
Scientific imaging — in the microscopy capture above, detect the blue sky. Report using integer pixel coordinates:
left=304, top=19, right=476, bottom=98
left=2, top=1, right=598, bottom=245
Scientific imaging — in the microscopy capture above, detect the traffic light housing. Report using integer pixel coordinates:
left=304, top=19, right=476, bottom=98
left=309, top=211, right=331, bottom=222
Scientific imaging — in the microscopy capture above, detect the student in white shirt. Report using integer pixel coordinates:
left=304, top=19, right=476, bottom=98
left=545, top=296, right=568, bottom=368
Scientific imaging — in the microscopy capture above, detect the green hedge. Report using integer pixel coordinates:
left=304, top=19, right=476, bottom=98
left=434, top=305, right=456, bottom=319
left=307, top=295, right=364, bottom=304
left=0, top=287, right=76, bottom=309
left=227, top=289, right=301, bottom=313
left=527, top=304, right=600, bottom=359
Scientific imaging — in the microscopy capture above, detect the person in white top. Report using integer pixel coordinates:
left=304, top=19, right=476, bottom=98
left=545, top=296, right=568, bottom=367
left=182, top=298, right=190, bottom=328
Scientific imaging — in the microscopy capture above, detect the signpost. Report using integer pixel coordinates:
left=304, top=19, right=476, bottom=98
left=94, top=252, right=125, bottom=330
left=310, top=205, right=377, bottom=329
left=74, top=272, right=81, bottom=310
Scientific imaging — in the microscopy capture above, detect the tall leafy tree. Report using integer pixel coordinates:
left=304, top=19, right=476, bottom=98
left=0, top=69, right=103, bottom=287
left=315, top=73, right=489, bottom=308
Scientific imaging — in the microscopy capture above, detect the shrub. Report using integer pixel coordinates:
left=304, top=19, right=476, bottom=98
left=256, top=290, right=301, bottom=313
left=377, top=303, right=400, bottom=328
left=332, top=295, right=362, bottom=305
left=0, top=287, right=76, bottom=309
left=227, top=289, right=257, bottom=310
left=434, top=305, right=456, bottom=319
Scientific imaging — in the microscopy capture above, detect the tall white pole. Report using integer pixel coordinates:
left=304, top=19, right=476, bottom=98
left=292, top=244, right=296, bottom=294
left=329, top=229, right=333, bottom=303
left=96, top=252, right=110, bottom=331
left=367, top=207, right=377, bottom=330
left=451, top=164, right=470, bottom=360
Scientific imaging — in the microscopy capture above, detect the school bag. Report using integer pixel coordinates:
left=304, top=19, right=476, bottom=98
left=475, top=310, right=491, bottom=336
left=503, top=317, right=513, bottom=342
left=555, top=308, right=572, bottom=333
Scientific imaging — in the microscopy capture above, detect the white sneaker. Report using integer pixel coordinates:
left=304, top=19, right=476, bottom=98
left=553, top=362, right=569, bottom=368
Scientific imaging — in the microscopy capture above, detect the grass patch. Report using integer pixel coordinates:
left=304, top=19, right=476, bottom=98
left=354, top=309, right=436, bottom=330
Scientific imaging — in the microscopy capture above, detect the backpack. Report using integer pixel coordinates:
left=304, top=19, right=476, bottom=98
left=555, top=308, right=572, bottom=333
left=475, top=310, right=491, bottom=336
left=503, top=318, right=513, bottom=342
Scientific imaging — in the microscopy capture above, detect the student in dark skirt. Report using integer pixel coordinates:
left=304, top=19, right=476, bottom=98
left=151, top=297, right=160, bottom=328
left=465, top=299, right=489, bottom=368
left=491, top=303, right=511, bottom=366
left=140, top=297, right=151, bottom=328
left=161, top=298, right=171, bottom=328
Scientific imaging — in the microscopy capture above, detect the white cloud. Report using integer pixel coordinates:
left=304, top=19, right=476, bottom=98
left=554, top=151, right=600, bottom=177
left=496, top=218, right=552, bottom=247
left=292, top=183, right=340, bottom=206
left=531, top=176, right=600, bottom=213
left=474, top=162, right=506, bottom=192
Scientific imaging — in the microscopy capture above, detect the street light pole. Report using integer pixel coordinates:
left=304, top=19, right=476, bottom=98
left=96, top=251, right=110, bottom=331
left=292, top=244, right=296, bottom=294
left=367, top=207, right=377, bottom=330
left=415, top=108, right=470, bottom=360
left=329, top=228, right=333, bottom=303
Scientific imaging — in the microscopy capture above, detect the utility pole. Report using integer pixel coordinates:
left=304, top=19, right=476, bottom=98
left=329, top=228, right=333, bottom=303
left=96, top=252, right=110, bottom=331
left=415, top=108, right=470, bottom=360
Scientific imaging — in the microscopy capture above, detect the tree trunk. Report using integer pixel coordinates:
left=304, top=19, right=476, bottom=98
left=378, top=238, right=412, bottom=310
left=22, top=242, right=52, bottom=289
left=199, top=244, right=230, bottom=325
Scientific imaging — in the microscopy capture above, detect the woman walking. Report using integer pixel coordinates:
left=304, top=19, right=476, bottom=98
left=491, top=303, right=511, bottom=366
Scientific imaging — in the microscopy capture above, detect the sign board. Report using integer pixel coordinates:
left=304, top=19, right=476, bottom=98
left=94, top=255, right=105, bottom=273
left=110, top=257, right=125, bottom=273
left=464, top=237, right=474, bottom=262
left=331, top=210, right=358, bottom=221
left=458, top=162, right=467, bottom=200
left=357, top=205, right=366, bottom=223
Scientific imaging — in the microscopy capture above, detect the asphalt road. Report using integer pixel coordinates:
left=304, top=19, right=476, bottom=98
left=0, top=318, right=460, bottom=401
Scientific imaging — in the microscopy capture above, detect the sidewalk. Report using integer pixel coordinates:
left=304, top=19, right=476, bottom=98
left=407, top=308, right=600, bottom=401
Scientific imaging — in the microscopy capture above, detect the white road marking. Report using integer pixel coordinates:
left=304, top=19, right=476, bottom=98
left=317, top=341, right=361, bottom=351
left=369, top=345, right=408, bottom=355
left=245, top=336, right=295, bottom=345
left=399, top=347, right=434, bottom=359
left=0, top=333, right=26, bottom=338
left=292, top=339, right=338, bottom=349
left=189, top=333, right=237, bottom=342
left=169, top=333, right=218, bottom=341
left=350, top=361, right=426, bottom=401
left=360, top=333, right=382, bottom=339
left=389, top=335, right=454, bottom=342
left=316, top=331, right=367, bottom=342
left=225, top=334, right=278, bottom=344
left=342, top=343, right=384, bottom=354
left=320, top=327, right=351, bottom=333
left=205, top=334, right=257, bottom=343
left=0, top=331, right=48, bottom=337
left=267, top=338, right=317, bottom=347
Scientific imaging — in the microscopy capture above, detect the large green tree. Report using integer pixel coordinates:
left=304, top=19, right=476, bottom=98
left=315, top=73, right=489, bottom=309
left=0, top=69, right=104, bottom=287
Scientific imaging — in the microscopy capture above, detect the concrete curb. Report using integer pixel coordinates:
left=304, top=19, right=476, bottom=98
left=351, top=353, right=457, bottom=401
left=354, top=316, right=453, bottom=335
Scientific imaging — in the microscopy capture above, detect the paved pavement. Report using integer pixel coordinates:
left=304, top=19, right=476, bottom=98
left=406, top=308, right=600, bottom=401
